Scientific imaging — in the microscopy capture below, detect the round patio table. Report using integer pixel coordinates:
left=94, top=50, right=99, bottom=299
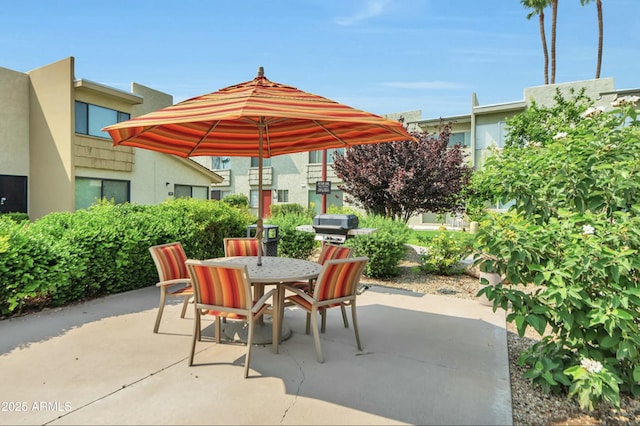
left=207, top=256, right=321, bottom=352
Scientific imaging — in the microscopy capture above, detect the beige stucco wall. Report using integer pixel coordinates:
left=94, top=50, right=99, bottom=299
left=27, top=57, right=75, bottom=219
left=524, top=78, right=615, bottom=107
left=74, top=82, right=140, bottom=173
left=0, top=66, right=29, bottom=176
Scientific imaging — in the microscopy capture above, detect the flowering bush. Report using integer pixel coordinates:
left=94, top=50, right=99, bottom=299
left=418, top=231, right=473, bottom=275
left=472, top=91, right=640, bottom=410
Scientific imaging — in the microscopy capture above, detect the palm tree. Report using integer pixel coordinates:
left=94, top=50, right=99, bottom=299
left=522, top=0, right=551, bottom=84
left=550, top=0, right=558, bottom=83
left=581, top=0, right=604, bottom=79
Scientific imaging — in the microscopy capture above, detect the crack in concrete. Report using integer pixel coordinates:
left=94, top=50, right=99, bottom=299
left=279, top=348, right=305, bottom=425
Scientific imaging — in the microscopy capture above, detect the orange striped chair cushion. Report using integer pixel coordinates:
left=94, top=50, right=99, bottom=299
left=189, top=263, right=251, bottom=319
left=155, top=243, right=189, bottom=281
left=318, top=244, right=352, bottom=265
left=316, top=261, right=363, bottom=302
left=225, top=238, right=260, bottom=257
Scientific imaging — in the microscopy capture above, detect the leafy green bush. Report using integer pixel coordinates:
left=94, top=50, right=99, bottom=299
left=1, top=212, right=30, bottom=223
left=473, top=95, right=640, bottom=410
left=270, top=203, right=314, bottom=219
left=0, top=198, right=254, bottom=317
left=0, top=216, right=66, bottom=315
left=267, top=212, right=316, bottom=259
left=418, top=231, right=473, bottom=275
left=346, top=215, right=410, bottom=278
left=222, top=193, right=250, bottom=210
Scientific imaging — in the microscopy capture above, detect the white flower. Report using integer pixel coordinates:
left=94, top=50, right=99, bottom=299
left=611, top=96, right=640, bottom=108
left=582, top=224, right=595, bottom=235
left=581, top=106, right=606, bottom=119
left=581, top=358, right=603, bottom=374
left=553, top=132, right=568, bottom=140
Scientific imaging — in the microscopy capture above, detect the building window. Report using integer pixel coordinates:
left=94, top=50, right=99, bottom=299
left=449, top=131, right=471, bottom=147
left=210, top=190, right=231, bottom=200
left=75, top=101, right=130, bottom=139
left=308, top=148, right=345, bottom=164
left=249, top=190, right=259, bottom=209
left=75, top=177, right=130, bottom=210
left=474, top=121, right=507, bottom=168
left=212, top=156, right=231, bottom=170
left=250, top=157, right=271, bottom=167
left=174, top=185, right=209, bottom=200
left=277, top=190, right=289, bottom=203
left=308, top=189, right=343, bottom=216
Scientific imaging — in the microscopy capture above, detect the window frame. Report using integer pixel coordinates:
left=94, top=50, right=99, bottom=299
left=74, top=101, right=130, bottom=139
left=75, top=177, right=130, bottom=210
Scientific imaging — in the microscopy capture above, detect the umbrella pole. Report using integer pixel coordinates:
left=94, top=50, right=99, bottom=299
left=257, top=119, right=265, bottom=266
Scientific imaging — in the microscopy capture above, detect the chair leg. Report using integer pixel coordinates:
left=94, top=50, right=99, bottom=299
left=311, top=307, right=324, bottom=363
left=321, top=308, right=327, bottom=333
left=154, top=288, right=167, bottom=333
left=215, top=316, right=222, bottom=344
left=351, top=302, right=362, bottom=351
left=305, top=312, right=311, bottom=335
left=244, top=319, right=254, bottom=378
left=189, top=310, right=200, bottom=366
left=195, top=307, right=202, bottom=341
left=340, top=305, right=349, bottom=329
left=180, top=295, right=190, bottom=318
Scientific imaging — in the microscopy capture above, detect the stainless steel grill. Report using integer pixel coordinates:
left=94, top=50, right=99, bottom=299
left=312, top=214, right=359, bottom=243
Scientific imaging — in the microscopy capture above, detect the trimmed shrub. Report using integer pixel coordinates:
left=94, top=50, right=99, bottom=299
left=0, top=198, right=254, bottom=317
left=221, top=193, right=250, bottom=210
left=346, top=215, right=410, bottom=278
left=271, top=203, right=314, bottom=219
left=0, top=216, right=66, bottom=315
left=1, top=212, right=29, bottom=223
left=418, top=231, right=474, bottom=275
left=267, top=212, right=316, bottom=259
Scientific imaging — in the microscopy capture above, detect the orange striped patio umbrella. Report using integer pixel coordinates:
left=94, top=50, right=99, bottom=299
left=104, top=67, right=414, bottom=264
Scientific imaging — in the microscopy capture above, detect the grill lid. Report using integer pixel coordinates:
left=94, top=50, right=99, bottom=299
left=312, top=214, right=359, bottom=232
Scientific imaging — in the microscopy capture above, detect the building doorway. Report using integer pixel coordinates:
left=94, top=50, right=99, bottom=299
left=0, top=175, right=28, bottom=214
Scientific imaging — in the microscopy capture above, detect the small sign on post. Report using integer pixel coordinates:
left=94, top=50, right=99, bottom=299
left=315, top=180, right=331, bottom=194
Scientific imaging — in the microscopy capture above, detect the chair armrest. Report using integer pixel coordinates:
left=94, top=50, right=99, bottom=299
left=156, top=278, right=191, bottom=288
left=282, top=284, right=315, bottom=304
left=252, top=288, right=277, bottom=313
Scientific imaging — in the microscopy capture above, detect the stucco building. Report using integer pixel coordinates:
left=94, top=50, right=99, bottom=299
left=406, top=77, right=639, bottom=227
left=2, top=58, right=637, bottom=226
left=0, top=57, right=221, bottom=220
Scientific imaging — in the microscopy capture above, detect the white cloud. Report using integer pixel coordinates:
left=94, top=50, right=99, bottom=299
left=334, top=0, right=390, bottom=26
left=379, top=81, right=469, bottom=90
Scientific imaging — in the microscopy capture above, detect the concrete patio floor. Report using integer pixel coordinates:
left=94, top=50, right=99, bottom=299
left=0, top=285, right=512, bottom=425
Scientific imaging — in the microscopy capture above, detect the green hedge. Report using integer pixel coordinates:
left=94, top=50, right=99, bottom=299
left=345, top=214, right=410, bottom=278
left=267, top=211, right=316, bottom=259
left=0, top=198, right=415, bottom=315
left=0, top=198, right=253, bottom=317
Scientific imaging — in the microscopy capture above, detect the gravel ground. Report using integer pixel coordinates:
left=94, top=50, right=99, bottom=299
left=358, top=246, right=640, bottom=425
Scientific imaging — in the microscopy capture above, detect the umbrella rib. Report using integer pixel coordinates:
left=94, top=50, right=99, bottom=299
left=187, top=120, right=221, bottom=156
left=313, top=120, right=414, bottom=144
left=312, top=120, right=349, bottom=145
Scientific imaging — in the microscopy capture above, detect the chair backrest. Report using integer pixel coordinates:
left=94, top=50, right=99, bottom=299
left=317, top=244, right=353, bottom=265
left=224, top=238, right=261, bottom=257
left=313, top=257, right=369, bottom=302
left=185, top=260, right=253, bottom=311
left=149, top=242, right=189, bottom=281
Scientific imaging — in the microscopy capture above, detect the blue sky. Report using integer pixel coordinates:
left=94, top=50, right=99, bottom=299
left=2, top=0, right=639, bottom=119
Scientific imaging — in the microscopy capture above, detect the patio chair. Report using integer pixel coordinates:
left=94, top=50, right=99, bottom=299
left=286, top=244, right=354, bottom=330
left=223, top=237, right=261, bottom=257
left=148, top=242, right=193, bottom=333
left=283, top=256, right=368, bottom=363
left=186, top=259, right=275, bottom=378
